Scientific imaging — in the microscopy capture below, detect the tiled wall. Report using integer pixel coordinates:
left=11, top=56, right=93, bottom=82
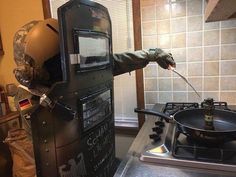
left=141, top=0, right=236, bottom=107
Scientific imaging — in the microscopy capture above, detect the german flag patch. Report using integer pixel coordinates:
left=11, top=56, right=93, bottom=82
left=18, top=98, right=32, bottom=111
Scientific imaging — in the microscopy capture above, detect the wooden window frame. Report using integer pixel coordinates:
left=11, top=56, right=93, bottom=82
left=42, top=0, right=145, bottom=131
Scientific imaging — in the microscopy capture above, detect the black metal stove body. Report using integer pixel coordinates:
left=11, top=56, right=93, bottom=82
left=31, top=1, right=115, bottom=177
left=141, top=102, right=236, bottom=173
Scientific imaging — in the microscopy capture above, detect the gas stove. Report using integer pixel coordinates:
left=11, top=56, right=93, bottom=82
left=140, top=102, right=236, bottom=173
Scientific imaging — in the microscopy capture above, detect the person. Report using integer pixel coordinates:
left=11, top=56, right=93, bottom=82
left=13, top=18, right=175, bottom=130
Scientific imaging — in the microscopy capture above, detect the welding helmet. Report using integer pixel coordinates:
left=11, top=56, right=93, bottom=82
left=13, top=18, right=62, bottom=91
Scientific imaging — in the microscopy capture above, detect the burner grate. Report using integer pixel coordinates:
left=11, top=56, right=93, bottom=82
left=163, top=102, right=199, bottom=116
left=172, top=131, right=236, bottom=164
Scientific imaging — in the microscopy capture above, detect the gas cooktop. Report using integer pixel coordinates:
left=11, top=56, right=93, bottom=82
left=140, top=102, right=236, bottom=173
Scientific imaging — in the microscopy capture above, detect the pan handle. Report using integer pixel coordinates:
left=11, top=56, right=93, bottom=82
left=134, top=108, right=172, bottom=122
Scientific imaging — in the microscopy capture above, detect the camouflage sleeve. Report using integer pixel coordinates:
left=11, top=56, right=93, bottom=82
left=112, top=48, right=175, bottom=76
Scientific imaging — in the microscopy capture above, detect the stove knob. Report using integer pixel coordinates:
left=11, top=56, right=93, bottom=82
left=149, top=134, right=161, bottom=142
left=155, top=121, right=165, bottom=127
left=152, top=127, right=163, bottom=134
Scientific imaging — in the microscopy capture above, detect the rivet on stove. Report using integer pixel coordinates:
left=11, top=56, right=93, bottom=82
left=42, top=121, right=47, bottom=126
left=44, top=139, right=48, bottom=143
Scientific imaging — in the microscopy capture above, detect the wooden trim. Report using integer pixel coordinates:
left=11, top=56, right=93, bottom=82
left=42, top=0, right=52, bottom=19
left=132, top=0, right=145, bottom=129
left=0, top=33, right=4, bottom=55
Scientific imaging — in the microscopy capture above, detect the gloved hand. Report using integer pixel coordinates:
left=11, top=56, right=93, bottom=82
left=148, top=48, right=176, bottom=69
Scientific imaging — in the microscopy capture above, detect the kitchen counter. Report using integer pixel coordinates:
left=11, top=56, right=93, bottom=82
left=113, top=104, right=236, bottom=177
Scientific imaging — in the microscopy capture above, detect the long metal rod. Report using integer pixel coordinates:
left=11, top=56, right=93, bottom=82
left=170, top=66, right=201, bottom=99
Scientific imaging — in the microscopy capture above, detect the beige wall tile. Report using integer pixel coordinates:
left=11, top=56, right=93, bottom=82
left=171, top=18, right=186, bottom=33
left=142, top=6, right=156, bottom=21
left=157, top=34, right=171, bottom=48
left=204, top=62, right=219, bottom=76
left=188, top=92, right=202, bottom=102
left=204, top=30, right=219, bottom=46
left=144, top=64, right=158, bottom=77
left=171, top=48, right=186, bottom=62
left=221, top=45, right=236, bottom=60
left=220, top=92, right=236, bottom=104
left=172, top=33, right=186, bottom=48
left=159, top=78, right=172, bottom=91
left=145, top=92, right=158, bottom=104
left=188, top=47, right=202, bottom=61
left=221, top=60, right=236, bottom=75
left=204, top=21, right=219, bottom=30
left=142, top=21, right=157, bottom=35
left=156, top=0, right=169, bottom=7
left=204, top=46, right=219, bottom=61
left=188, top=77, right=202, bottom=91
left=173, top=78, right=187, bottom=91
left=188, top=62, right=202, bottom=76
left=157, top=20, right=170, bottom=34
left=187, top=32, right=202, bottom=47
left=158, top=67, right=171, bottom=77
left=204, top=77, right=219, bottom=91
left=221, top=29, right=236, bottom=44
left=173, top=92, right=187, bottom=102
left=188, top=16, right=203, bottom=32
left=159, top=92, right=172, bottom=103
left=175, top=62, right=187, bottom=76
left=187, top=0, right=202, bottom=16
left=203, top=92, right=219, bottom=101
left=143, top=36, right=157, bottom=49
left=221, top=19, right=236, bottom=28
left=145, top=78, right=158, bottom=91
left=141, top=0, right=156, bottom=7
left=171, top=1, right=186, bottom=18
left=156, top=5, right=170, bottom=20
left=221, top=77, right=236, bottom=90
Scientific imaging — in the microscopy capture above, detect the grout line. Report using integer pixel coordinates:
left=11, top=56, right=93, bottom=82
left=202, top=0, right=205, bottom=100
left=169, top=1, right=174, bottom=102
left=186, top=0, right=189, bottom=101
left=219, top=19, right=222, bottom=101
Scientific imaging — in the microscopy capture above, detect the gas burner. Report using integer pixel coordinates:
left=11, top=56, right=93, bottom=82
left=163, top=102, right=199, bottom=116
left=141, top=102, right=236, bottom=173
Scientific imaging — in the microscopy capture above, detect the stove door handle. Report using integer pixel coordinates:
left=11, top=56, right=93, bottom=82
left=134, top=108, right=172, bottom=122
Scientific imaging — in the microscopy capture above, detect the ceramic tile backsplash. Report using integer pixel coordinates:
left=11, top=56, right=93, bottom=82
left=187, top=47, right=202, bottom=61
left=142, top=6, right=156, bottom=21
left=204, top=61, right=219, bottom=76
left=187, top=16, right=203, bottom=32
left=156, top=5, right=170, bottom=20
left=204, top=30, right=219, bottom=46
left=171, top=18, right=186, bottom=33
left=204, top=77, right=219, bottom=91
left=171, top=1, right=186, bottom=18
left=142, top=0, right=236, bottom=105
left=187, top=0, right=202, bottom=16
left=221, top=29, right=236, bottom=44
left=157, top=20, right=170, bottom=34
left=204, top=46, right=219, bottom=61
left=172, top=33, right=186, bottom=48
left=221, top=77, right=236, bottom=91
left=221, top=45, right=236, bottom=60
left=145, top=92, right=158, bottom=104
left=187, top=32, right=202, bottom=47
left=188, top=62, right=202, bottom=76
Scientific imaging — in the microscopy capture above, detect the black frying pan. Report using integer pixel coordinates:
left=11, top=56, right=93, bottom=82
left=135, top=108, right=236, bottom=144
